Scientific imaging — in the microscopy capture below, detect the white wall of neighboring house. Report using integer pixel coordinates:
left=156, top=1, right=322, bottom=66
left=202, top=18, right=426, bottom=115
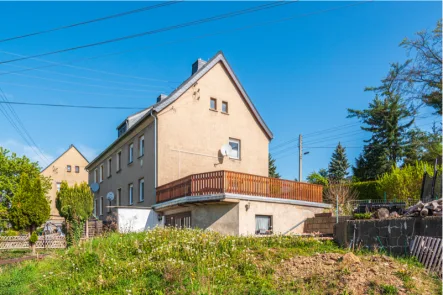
left=116, top=208, right=163, bottom=232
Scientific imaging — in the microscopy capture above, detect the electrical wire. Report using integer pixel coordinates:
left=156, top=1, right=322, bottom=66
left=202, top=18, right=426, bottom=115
left=0, top=1, right=369, bottom=81
left=0, top=1, right=182, bottom=43
left=0, top=1, right=293, bottom=65
left=0, top=101, right=146, bottom=110
left=0, top=89, right=50, bottom=165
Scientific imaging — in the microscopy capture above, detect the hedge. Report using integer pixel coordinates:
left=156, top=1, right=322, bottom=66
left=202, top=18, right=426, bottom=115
left=351, top=181, right=382, bottom=200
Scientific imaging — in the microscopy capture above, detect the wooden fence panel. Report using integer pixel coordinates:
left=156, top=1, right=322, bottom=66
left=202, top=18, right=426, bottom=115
left=410, top=235, right=442, bottom=277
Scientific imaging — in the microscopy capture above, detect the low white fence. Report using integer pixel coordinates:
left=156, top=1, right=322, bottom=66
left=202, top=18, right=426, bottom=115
left=410, top=236, right=442, bottom=276
left=0, top=234, right=66, bottom=250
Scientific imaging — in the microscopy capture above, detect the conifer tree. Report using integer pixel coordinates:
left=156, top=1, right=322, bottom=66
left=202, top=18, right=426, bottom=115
left=268, top=153, right=281, bottom=178
left=328, top=142, right=350, bottom=181
left=8, top=173, right=50, bottom=254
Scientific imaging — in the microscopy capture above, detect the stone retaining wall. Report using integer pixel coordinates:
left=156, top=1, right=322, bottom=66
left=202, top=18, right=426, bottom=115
left=304, top=216, right=351, bottom=234
left=334, top=217, right=442, bottom=255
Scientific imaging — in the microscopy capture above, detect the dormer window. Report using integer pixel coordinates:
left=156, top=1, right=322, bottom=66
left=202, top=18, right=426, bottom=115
left=118, top=124, right=127, bottom=137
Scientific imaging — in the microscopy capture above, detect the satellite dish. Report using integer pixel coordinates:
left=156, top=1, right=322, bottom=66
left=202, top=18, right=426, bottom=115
left=90, top=183, right=99, bottom=193
left=106, top=191, right=115, bottom=201
left=220, top=144, right=232, bottom=157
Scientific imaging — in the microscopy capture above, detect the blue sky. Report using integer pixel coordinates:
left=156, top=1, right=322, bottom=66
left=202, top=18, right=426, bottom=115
left=0, top=1, right=440, bottom=179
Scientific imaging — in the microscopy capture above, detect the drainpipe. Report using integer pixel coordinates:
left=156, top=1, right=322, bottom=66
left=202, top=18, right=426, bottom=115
left=150, top=109, right=158, bottom=193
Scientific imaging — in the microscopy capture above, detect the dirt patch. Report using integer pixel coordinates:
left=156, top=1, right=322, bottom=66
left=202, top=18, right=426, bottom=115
left=0, top=254, right=47, bottom=266
left=274, top=253, right=434, bottom=295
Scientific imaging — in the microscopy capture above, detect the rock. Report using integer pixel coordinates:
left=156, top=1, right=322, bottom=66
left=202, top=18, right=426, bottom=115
left=420, top=208, right=429, bottom=217
left=376, top=208, right=390, bottom=219
left=342, top=252, right=361, bottom=264
left=389, top=211, right=400, bottom=218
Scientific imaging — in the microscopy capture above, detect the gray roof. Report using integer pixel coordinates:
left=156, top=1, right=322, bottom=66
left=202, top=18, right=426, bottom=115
left=86, top=51, right=272, bottom=169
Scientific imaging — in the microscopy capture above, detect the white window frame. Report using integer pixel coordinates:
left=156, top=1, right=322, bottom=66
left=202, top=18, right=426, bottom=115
left=129, top=143, right=134, bottom=163
left=129, top=184, right=134, bottom=205
left=56, top=182, right=61, bottom=192
left=117, top=150, right=121, bottom=171
left=229, top=138, right=241, bottom=160
left=139, top=135, right=145, bottom=157
left=107, top=157, right=112, bottom=177
left=139, top=179, right=144, bottom=202
left=100, top=196, right=104, bottom=215
left=99, top=164, right=104, bottom=182
left=94, top=169, right=98, bottom=183
left=117, top=188, right=121, bottom=206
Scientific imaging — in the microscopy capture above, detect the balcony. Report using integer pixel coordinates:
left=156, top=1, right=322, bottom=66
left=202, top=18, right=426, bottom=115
left=156, top=170, right=323, bottom=204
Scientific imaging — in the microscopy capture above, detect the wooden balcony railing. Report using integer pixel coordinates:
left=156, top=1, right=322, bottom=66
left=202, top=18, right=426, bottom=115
left=156, top=170, right=323, bottom=204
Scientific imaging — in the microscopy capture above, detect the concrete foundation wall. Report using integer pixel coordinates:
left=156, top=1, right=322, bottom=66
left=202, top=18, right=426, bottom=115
left=334, top=217, right=442, bottom=255
left=238, top=200, right=324, bottom=235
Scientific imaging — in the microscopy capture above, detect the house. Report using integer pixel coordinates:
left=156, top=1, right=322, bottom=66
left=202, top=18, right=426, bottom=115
left=40, top=144, right=89, bottom=223
left=85, top=51, right=330, bottom=235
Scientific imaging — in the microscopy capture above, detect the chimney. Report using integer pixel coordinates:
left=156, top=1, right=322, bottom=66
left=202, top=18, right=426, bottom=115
left=157, top=94, right=167, bottom=103
left=192, top=58, right=207, bottom=75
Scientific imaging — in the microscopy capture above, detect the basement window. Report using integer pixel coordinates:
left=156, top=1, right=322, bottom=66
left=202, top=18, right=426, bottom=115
left=255, top=215, right=272, bottom=235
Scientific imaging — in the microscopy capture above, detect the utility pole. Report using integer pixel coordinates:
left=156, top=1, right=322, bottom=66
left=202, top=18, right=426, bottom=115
left=299, top=134, right=302, bottom=182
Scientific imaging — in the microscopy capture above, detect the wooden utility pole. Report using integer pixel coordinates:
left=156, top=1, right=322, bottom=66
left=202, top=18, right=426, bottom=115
left=299, top=134, right=302, bottom=182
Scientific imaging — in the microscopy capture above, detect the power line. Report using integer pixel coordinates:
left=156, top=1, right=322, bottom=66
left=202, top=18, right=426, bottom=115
left=0, top=1, right=293, bottom=65
left=2, top=63, right=170, bottom=89
left=0, top=1, right=368, bottom=80
left=0, top=1, right=182, bottom=43
left=0, top=90, right=50, bottom=165
left=2, top=71, right=168, bottom=93
left=0, top=101, right=146, bottom=110
left=0, top=81, right=153, bottom=99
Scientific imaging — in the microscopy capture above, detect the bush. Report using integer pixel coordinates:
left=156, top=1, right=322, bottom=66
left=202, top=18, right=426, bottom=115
left=353, top=212, right=372, bottom=220
left=351, top=181, right=381, bottom=200
left=377, top=161, right=441, bottom=201
left=1, top=229, right=19, bottom=236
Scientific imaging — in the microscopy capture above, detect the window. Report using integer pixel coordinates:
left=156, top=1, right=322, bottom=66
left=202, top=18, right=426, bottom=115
left=139, top=135, right=145, bottom=157
left=222, top=101, right=228, bottom=113
left=255, top=215, right=272, bottom=235
left=56, top=182, right=61, bottom=192
left=229, top=138, right=240, bottom=159
left=99, top=164, right=104, bottom=182
left=139, top=179, right=144, bottom=202
left=118, top=124, right=127, bottom=137
left=165, top=212, right=191, bottom=228
left=75, top=166, right=80, bottom=173
left=94, top=199, right=98, bottom=216
left=107, top=158, right=112, bottom=177
left=128, top=143, right=134, bottom=164
left=67, top=165, right=71, bottom=172
left=210, top=98, right=217, bottom=110
left=94, top=169, right=98, bottom=183
left=107, top=200, right=111, bottom=213
left=117, top=151, right=121, bottom=171
left=129, top=184, right=134, bottom=205
left=100, top=196, right=104, bottom=215
left=117, top=188, right=121, bottom=206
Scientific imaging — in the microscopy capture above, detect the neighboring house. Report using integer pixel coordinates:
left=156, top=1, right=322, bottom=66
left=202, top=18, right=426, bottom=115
left=40, top=145, right=89, bottom=223
left=86, top=51, right=329, bottom=235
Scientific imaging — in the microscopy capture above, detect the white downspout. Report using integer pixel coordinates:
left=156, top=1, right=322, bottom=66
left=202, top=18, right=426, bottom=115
left=151, top=110, right=158, bottom=191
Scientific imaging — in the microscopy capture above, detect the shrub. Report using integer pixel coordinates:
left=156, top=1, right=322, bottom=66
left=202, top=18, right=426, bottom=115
left=351, top=181, right=381, bottom=200
left=1, top=229, right=19, bottom=236
left=353, top=212, right=372, bottom=220
left=29, top=231, right=38, bottom=244
left=377, top=161, right=441, bottom=201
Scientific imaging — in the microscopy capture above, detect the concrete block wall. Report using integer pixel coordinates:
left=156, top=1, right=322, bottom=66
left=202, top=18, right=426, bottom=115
left=304, top=216, right=351, bottom=234
left=334, top=217, right=442, bottom=255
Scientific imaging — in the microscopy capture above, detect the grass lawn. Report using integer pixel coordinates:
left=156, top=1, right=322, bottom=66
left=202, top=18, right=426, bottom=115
left=0, top=228, right=440, bottom=295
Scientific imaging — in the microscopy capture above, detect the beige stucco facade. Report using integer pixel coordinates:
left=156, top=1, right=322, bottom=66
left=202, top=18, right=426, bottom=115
left=157, top=62, right=270, bottom=186
left=40, top=145, right=89, bottom=222
left=155, top=197, right=326, bottom=236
